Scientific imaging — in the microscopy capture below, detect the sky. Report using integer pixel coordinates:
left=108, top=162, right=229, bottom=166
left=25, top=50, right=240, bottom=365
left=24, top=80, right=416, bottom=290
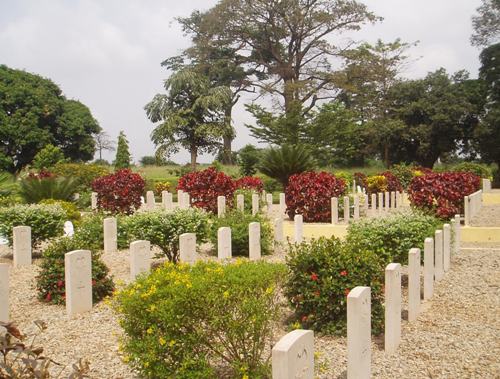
left=0, top=0, right=483, bottom=164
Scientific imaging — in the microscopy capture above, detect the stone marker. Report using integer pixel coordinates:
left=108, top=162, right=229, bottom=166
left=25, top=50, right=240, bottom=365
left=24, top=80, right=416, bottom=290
left=130, top=240, right=151, bottom=280
left=252, top=193, right=260, bottom=216
left=13, top=226, right=31, bottom=267
left=390, top=191, right=396, bottom=209
left=103, top=217, right=117, bottom=254
left=65, top=250, right=92, bottom=317
left=363, top=194, right=369, bottom=216
left=64, top=221, right=75, bottom=237
left=237, top=194, right=244, bottom=212
left=443, top=224, right=451, bottom=272
left=378, top=192, right=384, bottom=214
left=353, top=195, right=360, bottom=220
left=182, top=192, right=190, bottom=209
left=274, top=217, right=283, bottom=253
left=91, top=192, right=98, bottom=210
left=464, top=195, right=470, bottom=226
left=384, top=192, right=390, bottom=212
left=279, top=193, right=286, bottom=216
left=454, top=214, right=461, bottom=254
left=217, top=227, right=232, bottom=260
left=423, top=237, right=434, bottom=300
left=0, top=263, right=9, bottom=322
left=177, top=189, right=184, bottom=208
left=266, top=193, right=273, bottom=215
left=262, top=189, right=267, bottom=202
left=146, top=190, right=155, bottom=209
left=343, top=196, right=350, bottom=223
left=482, top=178, right=491, bottom=192
left=371, top=193, right=377, bottom=216
left=347, top=286, right=371, bottom=379
left=249, top=222, right=261, bottom=260
left=294, top=214, right=303, bottom=244
left=179, top=233, right=196, bottom=264
left=385, top=263, right=401, bottom=354
left=217, top=196, right=226, bottom=218
left=434, top=230, right=444, bottom=281
left=331, top=197, right=338, bottom=224
left=272, top=329, right=314, bottom=379
left=140, top=196, right=145, bottom=205
left=162, top=191, right=173, bottom=211
left=408, top=248, right=421, bottom=322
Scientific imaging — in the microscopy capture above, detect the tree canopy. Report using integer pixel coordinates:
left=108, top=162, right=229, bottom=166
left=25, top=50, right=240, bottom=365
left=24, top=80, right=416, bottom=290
left=471, top=0, right=500, bottom=47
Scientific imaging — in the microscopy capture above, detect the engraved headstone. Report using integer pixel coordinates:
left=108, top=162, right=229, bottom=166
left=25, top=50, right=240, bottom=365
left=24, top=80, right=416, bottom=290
left=217, top=196, right=226, bottom=218
left=103, top=217, right=117, bottom=253
left=146, top=191, right=155, bottom=209
left=13, top=226, right=31, bottom=267
left=385, top=263, right=401, bottom=354
left=179, top=233, right=196, bottom=264
left=162, top=191, right=173, bottom=211
left=347, top=286, right=371, bottom=379
left=272, top=329, right=314, bottom=379
left=130, top=240, right=151, bottom=280
left=423, top=237, right=434, bottom=300
left=252, top=193, right=259, bottom=216
left=408, top=248, right=421, bottom=322
left=65, top=250, right=92, bottom=317
left=331, top=197, right=338, bottom=224
left=0, top=263, right=9, bottom=322
left=343, top=196, right=350, bottom=223
left=294, top=214, right=303, bottom=244
left=237, top=194, right=244, bottom=212
left=217, top=227, right=232, bottom=260
left=434, top=230, right=444, bottom=281
left=249, top=222, right=261, bottom=260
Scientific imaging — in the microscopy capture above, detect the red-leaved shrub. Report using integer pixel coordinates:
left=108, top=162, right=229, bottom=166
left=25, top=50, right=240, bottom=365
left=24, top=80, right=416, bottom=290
left=91, top=169, right=145, bottom=214
left=285, top=172, right=346, bottom=222
left=408, top=172, right=480, bottom=219
left=380, top=171, right=403, bottom=192
left=177, top=167, right=235, bottom=213
left=235, top=176, right=264, bottom=193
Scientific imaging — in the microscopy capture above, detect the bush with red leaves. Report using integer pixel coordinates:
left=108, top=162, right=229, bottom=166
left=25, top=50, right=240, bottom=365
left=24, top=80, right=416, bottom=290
left=353, top=172, right=367, bottom=190
left=235, top=176, right=264, bottom=193
left=380, top=171, right=403, bottom=192
left=27, top=169, right=55, bottom=180
left=177, top=167, right=235, bottom=213
left=91, top=169, right=145, bottom=215
left=408, top=172, right=480, bottom=219
left=285, top=172, right=346, bottom=222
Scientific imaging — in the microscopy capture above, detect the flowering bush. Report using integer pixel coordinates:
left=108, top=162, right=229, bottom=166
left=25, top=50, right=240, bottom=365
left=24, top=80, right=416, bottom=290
left=114, top=260, right=285, bottom=378
left=365, top=175, right=388, bottom=194
left=285, top=237, right=384, bottom=335
left=177, top=167, right=235, bottom=213
left=285, top=171, right=346, bottom=222
left=235, top=176, right=264, bottom=193
left=91, top=169, right=145, bottom=215
left=154, top=181, right=170, bottom=195
left=408, top=172, right=481, bottom=219
left=380, top=171, right=403, bottom=192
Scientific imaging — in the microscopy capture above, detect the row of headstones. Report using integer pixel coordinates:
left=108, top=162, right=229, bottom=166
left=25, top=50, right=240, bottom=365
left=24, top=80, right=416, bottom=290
left=464, top=190, right=483, bottom=226
left=271, top=214, right=460, bottom=379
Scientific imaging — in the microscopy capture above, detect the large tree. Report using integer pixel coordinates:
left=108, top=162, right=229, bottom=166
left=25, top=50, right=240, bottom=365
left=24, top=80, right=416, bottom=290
left=145, top=69, right=231, bottom=168
left=94, top=131, right=116, bottom=161
left=114, top=131, right=131, bottom=169
left=471, top=0, right=500, bottom=47
left=0, top=65, right=100, bottom=173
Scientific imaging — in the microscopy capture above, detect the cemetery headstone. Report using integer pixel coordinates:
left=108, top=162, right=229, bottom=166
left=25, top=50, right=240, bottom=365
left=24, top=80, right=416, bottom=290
left=343, top=196, right=350, bottom=223
left=294, top=214, right=303, bottom=244
left=434, top=230, right=444, bottom=281
left=13, top=226, right=31, bottom=267
left=130, top=240, right=151, bottom=280
left=91, top=192, right=98, bottom=210
left=64, top=221, right=75, bottom=237
left=385, top=263, right=401, bottom=354
left=249, top=222, right=261, bottom=260
left=408, top=248, right=421, bottom=322
left=162, top=191, right=173, bottom=211
left=217, top=196, right=226, bottom=218
left=423, top=237, right=434, bottom=300
left=217, top=227, right=232, bottom=260
left=252, top=193, right=260, bottom=216
left=347, top=286, right=371, bottom=379
left=331, top=197, right=338, bottom=224
left=272, top=329, right=314, bottom=379
left=179, top=233, right=196, bottom=264
left=237, top=194, right=244, bottom=212
left=443, top=223, right=451, bottom=272
left=65, top=250, right=92, bottom=317
left=0, top=263, right=9, bottom=322
left=103, top=217, right=117, bottom=254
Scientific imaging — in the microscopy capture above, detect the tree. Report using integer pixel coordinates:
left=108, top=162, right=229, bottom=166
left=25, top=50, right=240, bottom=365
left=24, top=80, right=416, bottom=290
left=32, top=144, right=66, bottom=170
left=237, top=144, right=262, bottom=176
left=94, top=131, right=115, bottom=161
left=471, top=0, right=500, bottom=47
left=114, top=131, right=131, bottom=169
left=0, top=65, right=100, bottom=173
left=145, top=69, right=232, bottom=169
left=139, top=156, right=157, bottom=166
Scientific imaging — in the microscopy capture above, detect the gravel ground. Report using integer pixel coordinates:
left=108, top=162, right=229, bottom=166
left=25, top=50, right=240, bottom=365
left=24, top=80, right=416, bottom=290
left=470, top=204, right=500, bottom=227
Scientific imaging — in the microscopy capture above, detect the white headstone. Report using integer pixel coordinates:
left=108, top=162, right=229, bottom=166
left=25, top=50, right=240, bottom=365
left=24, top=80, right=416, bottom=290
left=217, top=227, right=232, bottom=260
left=371, top=193, right=377, bottom=216
left=140, top=196, right=145, bottom=205
left=272, top=329, right=314, bottom=379
left=464, top=195, right=470, bottom=226
left=130, top=240, right=151, bottom=280
left=237, top=194, right=244, bottom=212
left=177, top=189, right=184, bottom=208
left=274, top=217, right=283, bottom=253
left=331, top=197, right=339, bottom=224
left=423, top=237, right=434, bottom=300
left=146, top=191, right=155, bottom=209
left=13, top=226, right=31, bottom=267
left=353, top=195, right=360, bottom=220
left=103, top=217, right=117, bottom=254
left=294, top=214, right=303, bottom=244
left=252, top=193, right=260, bottom=216
left=347, top=286, right=371, bottom=379
left=434, top=230, right=444, bottom=281
left=408, top=248, right=421, bottom=322
left=266, top=193, right=273, bottom=215
left=279, top=193, right=286, bottom=217
left=162, top=191, right=173, bottom=211
left=182, top=192, right=190, bottom=209
left=91, top=192, right=98, bottom=210
left=249, top=222, right=261, bottom=260
left=179, top=233, right=196, bottom=264
left=443, top=223, right=451, bottom=272
left=0, top=263, right=9, bottom=322
left=217, top=196, right=226, bottom=218
left=378, top=192, right=384, bottom=214
left=65, top=250, right=92, bottom=317
left=363, top=194, right=369, bottom=216
left=390, top=191, right=396, bottom=209
left=385, top=263, right=401, bottom=354
left=384, top=192, right=390, bottom=212
left=64, top=221, right=75, bottom=237
left=482, top=178, right=492, bottom=192
left=454, top=214, right=461, bottom=254
left=343, top=196, right=350, bottom=223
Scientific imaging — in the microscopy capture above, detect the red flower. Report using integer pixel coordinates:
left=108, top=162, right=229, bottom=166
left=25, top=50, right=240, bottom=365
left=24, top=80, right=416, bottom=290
left=310, top=272, right=318, bottom=281
left=92, top=280, right=96, bottom=286
left=301, top=315, right=308, bottom=322
left=46, top=292, right=52, bottom=301
left=57, top=280, right=64, bottom=287
left=344, top=288, right=350, bottom=296
left=340, top=270, right=348, bottom=277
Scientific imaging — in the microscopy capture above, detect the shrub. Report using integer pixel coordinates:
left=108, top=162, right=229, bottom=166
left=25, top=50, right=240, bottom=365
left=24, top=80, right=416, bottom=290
left=154, top=181, right=171, bottom=195
left=208, top=210, right=273, bottom=257
left=260, top=175, right=283, bottom=193
left=36, top=235, right=114, bottom=304
left=114, top=260, right=285, bottom=378
left=39, top=199, right=82, bottom=225
left=365, top=175, right=388, bottom=194
left=285, top=237, right=384, bottom=335
left=91, top=169, right=145, bottom=215
left=285, top=171, right=346, bottom=221
left=233, top=188, right=263, bottom=214
left=177, top=167, right=235, bottom=214
left=74, top=213, right=129, bottom=252
left=450, top=162, right=492, bottom=179
left=380, top=171, right=403, bottom=192
left=333, top=171, right=353, bottom=185
left=408, top=172, right=481, bottom=219
left=353, top=172, right=367, bottom=190
left=52, top=162, right=109, bottom=192
left=389, top=163, right=415, bottom=189
left=122, top=209, right=210, bottom=262
left=237, top=144, right=262, bottom=176
left=32, top=144, right=66, bottom=170
left=345, top=210, right=442, bottom=265
left=140, top=155, right=157, bottom=166
left=0, top=204, right=65, bottom=247
left=19, top=176, right=78, bottom=203
left=235, top=176, right=263, bottom=192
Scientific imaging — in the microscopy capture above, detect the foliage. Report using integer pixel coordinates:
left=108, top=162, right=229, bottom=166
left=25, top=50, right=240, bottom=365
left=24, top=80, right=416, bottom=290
left=258, top=145, right=316, bottom=187
left=114, top=131, right=131, bottom=169
left=450, top=162, right=492, bottom=178
left=235, top=176, right=263, bottom=193
left=0, top=203, right=65, bottom=247
left=285, top=172, right=346, bottom=222
left=73, top=213, right=128, bottom=252
left=380, top=171, right=403, bottom=192
left=408, top=172, right=481, bottom=219
left=52, top=162, right=109, bottom=192
left=0, top=321, right=90, bottom=378
left=353, top=172, right=367, bottom=190
left=177, top=167, right=235, bottom=213
left=345, top=210, right=442, bottom=265
left=32, top=144, right=66, bottom=170
left=39, top=199, right=82, bottom=225
left=285, top=237, right=384, bottom=335
left=389, top=163, right=416, bottom=189
left=139, top=156, right=157, bottom=166
left=0, top=172, right=18, bottom=205
left=333, top=171, right=353, bottom=185
left=122, top=209, right=210, bottom=262
left=36, top=236, right=114, bottom=305
left=237, top=144, right=261, bottom=176
left=113, top=260, right=285, bottom=378
left=154, top=181, right=171, bottom=195
left=18, top=175, right=78, bottom=203
left=0, top=65, right=100, bottom=173
left=470, top=0, right=500, bottom=47
left=91, top=169, right=145, bottom=215
left=233, top=188, right=261, bottom=214
left=208, top=210, right=273, bottom=257
left=365, top=175, right=388, bottom=194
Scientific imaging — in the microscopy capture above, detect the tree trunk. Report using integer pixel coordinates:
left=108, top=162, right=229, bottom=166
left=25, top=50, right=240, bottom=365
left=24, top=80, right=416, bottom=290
left=384, top=144, right=390, bottom=168
left=220, top=106, right=234, bottom=165
left=190, top=146, right=197, bottom=170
